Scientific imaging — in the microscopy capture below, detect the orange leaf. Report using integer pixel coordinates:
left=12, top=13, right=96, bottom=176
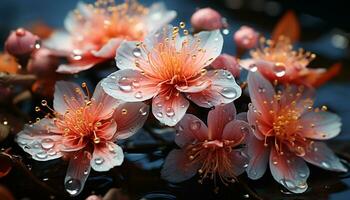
left=272, top=11, right=300, bottom=43
left=311, top=63, right=342, bottom=87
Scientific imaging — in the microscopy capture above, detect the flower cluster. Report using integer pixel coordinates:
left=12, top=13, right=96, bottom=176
left=0, top=0, right=346, bottom=197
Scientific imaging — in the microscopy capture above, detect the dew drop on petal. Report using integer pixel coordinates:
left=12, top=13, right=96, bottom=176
left=65, top=178, right=81, bottom=196
left=190, top=120, right=201, bottom=131
left=94, top=157, right=104, bottom=165
left=41, top=138, right=55, bottom=149
left=220, top=87, right=238, bottom=99
left=280, top=179, right=296, bottom=190
left=35, top=151, right=48, bottom=159
left=83, top=169, right=89, bottom=175
left=118, top=77, right=132, bottom=92
left=156, top=112, right=163, bottom=118
left=165, top=107, right=175, bottom=117
left=47, top=149, right=57, bottom=156
left=134, top=91, right=143, bottom=99
left=273, top=63, right=286, bottom=77
left=133, top=48, right=142, bottom=57
left=248, top=64, right=258, bottom=72
left=72, top=49, right=82, bottom=60
left=139, top=106, right=148, bottom=116
left=321, top=161, right=330, bottom=169
left=272, top=157, right=278, bottom=165
left=258, top=86, right=266, bottom=93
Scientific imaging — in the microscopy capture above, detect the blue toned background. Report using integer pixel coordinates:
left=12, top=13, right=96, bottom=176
left=0, top=0, right=349, bottom=199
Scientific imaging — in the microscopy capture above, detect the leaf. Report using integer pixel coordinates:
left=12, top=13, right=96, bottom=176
left=272, top=11, right=300, bottom=43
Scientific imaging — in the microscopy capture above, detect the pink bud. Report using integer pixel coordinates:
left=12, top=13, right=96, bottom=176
left=27, top=48, right=58, bottom=77
left=211, top=54, right=241, bottom=77
left=4, top=28, right=41, bottom=56
left=233, top=26, right=259, bottom=49
left=85, top=195, right=102, bottom=200
left=191, top=8, right=223, bottom=32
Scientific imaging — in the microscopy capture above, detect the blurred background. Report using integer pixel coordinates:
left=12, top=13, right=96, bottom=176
left=1, top=0, right=350, bottom=199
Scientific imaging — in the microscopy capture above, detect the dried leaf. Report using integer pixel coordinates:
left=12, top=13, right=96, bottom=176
left=272, top=11, right=300, bottom=43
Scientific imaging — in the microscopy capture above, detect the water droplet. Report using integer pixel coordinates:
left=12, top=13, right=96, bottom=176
left=272, top=157, right=278, bottom=165
left=132, top=80, right=140, bottom=88
left=35, top=151, right=48, bottom=159
left=243, top=163, right=249, bottom=168
left=43, top=177, right=49, bottom=181
left=118, top=77, right=132, bottom=92
left=190, top=120, right=201, bottom=131
left=258, top=87, right=266, bottom=93
left=220, top=87, right=237, bottom=99
left=249, top=64, right=258, bottom=72
left=178, top=125, right=184, bottom=132
left=156, top=112, right=163, bottom=118
left=135, top=91, right=143, bottom=99
left=299, top=172, right=307, bottom=178
left=226, top=73, right=233, bottom=79
left=133, top=48, right=142, bottom=57
left=222, top=29, right=230, bottom=35
left=273, top=63, right=286, bottom=77
left=94, top=157, right=104, bottom=165
left=72, top=49, right=83, bottom=60
left=321, top=161, right=330, bottom=168
left=280, top=179, right=296, bottom=190
left=165, top=107, right=175, bottom=117
left=41, top=138, right=55, bottom=149
left=139, top=106, right=148, bottom=116
left=47, top=149, right=57, bottom=156
left=240, top=126, right=250, bottom=134
left=65, top=178, right=81, bottom=196
left=295, top=146, right=305, bottom=157
left=83, top=169, right=89, bottom=175
left=243, top=194, right=249, bottom=198
left=34, top=40, right=41, bottom=49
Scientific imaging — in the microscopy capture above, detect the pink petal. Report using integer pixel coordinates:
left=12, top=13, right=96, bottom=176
left=211, top=54, right=240, bottom=77
left=222, top=120, right=251, bottom=143
left=113, top=102, right=150, bottom=140
left=161, top=149, right=199, bottom=183
left=90, top=82, right=121, bottom=120
left=227, top=150, right=249, bottom=176
left=195, top=30, right=223, bottom=67
left=95, top=120, right=117, bottom=141
left=236, top=112, right=247, bottom=121
left=175, top=80, right=211, bottom=93
left=247, top=72, right=276, bottom=122
left=102, top=69, right=159, bottom=102
left=56, top=63, right=95, bottom=74
left=65, top=150, right=92, bottom=196
left=187, top=70, right=241, bottom=108
left=44, top=31, right=74, bottom=53
left=16, top=119, right=63, bottom=161
left=91, top=39, right=122, bottom=58
left=270, top=147, right=309, bottom=193
left=303, top=141, right=347, bottom=172
left=91, top=142, right=124, bottom=172
left=247, top=104, right=270, bottom=140
left=207, top=103, right=236, bottom=140
left=61, top=135, right=87, bottom=152
left=175, top=114, right=209, bottom=147
left=53, top=81, right=86, bottom=115
left=145, top=2, right=177, bottom=32
left=152, top=91, right=189, bottom=126
left=246, top=134, right=269, bottom=180
left=115, top=41, right=146, bottom=71
left=300, top=111, right=341, bottom=140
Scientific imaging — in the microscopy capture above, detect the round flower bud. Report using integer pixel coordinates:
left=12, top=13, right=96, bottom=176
left=233, top=26, right=259, bottom=49
left=191, top=8, right=223, bottom=32
left=27, top=48, right=58, bottom=77
left=4, top=28, right=41, bottom=56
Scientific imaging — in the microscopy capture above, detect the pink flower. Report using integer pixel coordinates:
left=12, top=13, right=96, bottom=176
left=240, top=37, right=331, bottom=86
left=44, top=0, right=176, bottom=74
left=233, top=26, right=258, bottom=50
left=5, top=28, right=40, bottom=56
left=101, top=25, right=242, bottom=126
left=190, top=8, right=223, bottom=32
left=16, top=81, right=149, bottom=196
left=210, top=54, right=241, bottom=78
left=246, top=72, right=346, bottom=193
left=161, top=103, right=251, bottom=184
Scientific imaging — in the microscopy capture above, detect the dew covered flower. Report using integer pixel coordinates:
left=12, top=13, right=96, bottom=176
left=245, top=72, right=347, bottom=193
left=16, top=81, right=149, bottom=196
left=102, top=25, right=242, bottom=126
left=44, top=0, right=176, bottom=74
left=240, top=36, right=333, bottom=87
left=161, top=103, right=251, bottom=184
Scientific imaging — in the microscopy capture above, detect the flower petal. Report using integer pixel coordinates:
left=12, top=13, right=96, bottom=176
left=53, top=81, right=86, bottom=114
left=44, top=31, right=74, bottom=53
left=16, top=118, right=63, bottom=161
left=91, top=39, right=122, bottom=58
left=188, top=70, right=242, bottom=108
left=90, top=82, right=121, bottom=120
left=211, top=54, right=240, bottom=77
left=246, top=134, right=269, bottom=180
left=247, top=72, right=276, bottom=122
left=91, top=142, right=124, bottom=172
left=113, top=102, right=150, bottom=140
left=56, top=63, right=95, bottom=74
left=95, top=120, right=117, bottom=141
left=102, top=69, right=159, bottom=102
left=115, top=41, right=146, bottom=71
left=247, top=104, right=269, bottom=140
left=303, top=141, right=347, bottom=172
left=300, top=111, right=341, bottom=140
left=161, top=149, right=199, bottom=183
left=270, top=147, right=309, bottom=193
left=228, top=150, right=249, bottom=176
left=207, top=103, right=236, bottom=140
left=175, top=114, right=208, bottom=147
left=145, top=2, right=177, bottom=32
left=222, top=120, right=251, bottom=143
left=64, top=150, right=91, bottom=196
left=152, top=91, right=189, bottom=126
left=195, top=30, right=223, bottom=67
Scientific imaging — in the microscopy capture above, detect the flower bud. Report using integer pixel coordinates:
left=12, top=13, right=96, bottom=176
left=233, top=26, right=259, bottom=49
left=4, top=28, right=41, bottom=56
left=211, top=54, right=240, bottom=77
left=27, top=48, right=58, bottom=77
left=191, top=8, right=223, bottom=32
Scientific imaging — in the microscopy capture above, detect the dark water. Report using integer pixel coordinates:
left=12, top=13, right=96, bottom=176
left=1, top=0, right=350, bottom=199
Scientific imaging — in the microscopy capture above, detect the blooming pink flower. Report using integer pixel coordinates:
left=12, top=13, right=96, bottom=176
left=190, top=8, right=223, bottom=32
left=246, top=72, right=346, bottom=193
left=16, top=81, right=149, bottom=196
left=211, top=53, right=241, bottom=78
left=44, top=0, right=176, bottom=74
left=161, top=103, right=251, bottom=184
left=101, top=25, right=242, bottom=126
left=233, top=26, right=258, bottom=50
left=240, top=36, right=333, bottom=87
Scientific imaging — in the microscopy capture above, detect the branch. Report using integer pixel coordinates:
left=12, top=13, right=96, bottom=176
left=0, top=72, right=37, bottom=86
